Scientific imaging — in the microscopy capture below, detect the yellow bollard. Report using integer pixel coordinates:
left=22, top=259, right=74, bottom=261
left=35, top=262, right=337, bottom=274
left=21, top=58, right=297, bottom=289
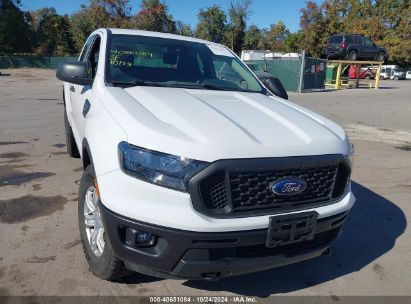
left=335, top=63, right=342, bottom=90
left=375, top=64, right=382, bottom=89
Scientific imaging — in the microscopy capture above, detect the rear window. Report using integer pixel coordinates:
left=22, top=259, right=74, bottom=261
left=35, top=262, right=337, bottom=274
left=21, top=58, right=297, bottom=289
left=329, top=36, right=343, bottom=43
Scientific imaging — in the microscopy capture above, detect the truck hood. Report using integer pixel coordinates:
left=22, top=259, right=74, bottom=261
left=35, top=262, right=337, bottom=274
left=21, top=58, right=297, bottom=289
left=103, top=86, right=351, bottom=162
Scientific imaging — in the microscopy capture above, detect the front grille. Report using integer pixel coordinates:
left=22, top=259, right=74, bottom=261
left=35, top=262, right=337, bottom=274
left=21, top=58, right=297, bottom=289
left=192, top=155, right=350, bottom=218
left=230, top=166, right=337, bottom=212
left=200, top=171, right=227, bottom=209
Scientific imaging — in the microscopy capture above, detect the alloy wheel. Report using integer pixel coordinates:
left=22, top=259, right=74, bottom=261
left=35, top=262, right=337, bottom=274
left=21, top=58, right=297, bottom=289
left=83, top=186, right=105, bottom=257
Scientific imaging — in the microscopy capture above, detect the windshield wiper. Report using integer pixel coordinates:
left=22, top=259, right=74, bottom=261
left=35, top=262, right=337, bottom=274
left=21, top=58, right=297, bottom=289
left=174, top=82, right=242, bottom=91
left=111, top=79, right=164, bottom=88
left=199, top=83, right=262, bottom=94
left=199, top=83, right=233, bottom=91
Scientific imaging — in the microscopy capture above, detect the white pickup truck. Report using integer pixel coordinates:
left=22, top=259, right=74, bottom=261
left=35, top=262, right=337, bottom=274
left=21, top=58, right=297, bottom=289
left=56, top=28, right=355, bottom=281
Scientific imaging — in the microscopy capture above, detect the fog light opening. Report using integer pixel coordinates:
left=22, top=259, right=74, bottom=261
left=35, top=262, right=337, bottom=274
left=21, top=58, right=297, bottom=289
left=125, top=228, right=156, bottom=248
left=136, top=231, right=154, bottom=245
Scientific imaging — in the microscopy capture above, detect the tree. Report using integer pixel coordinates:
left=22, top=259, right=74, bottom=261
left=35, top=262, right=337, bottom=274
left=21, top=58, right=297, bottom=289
left=0, top=0, right=32, bottom=53
left=88, top=0, right=131, bottom=27
left=130, top=0, right=176, bottom=33
left=31, top=8, right=75, bottom=55
left=226, top=0, right=251, bottom=54
left=243, top=24, right=265, bottom=49
left=299, top=1, right=326, bottom=57
left=90, top=0, right=130, bottom=20
left=70, top=3, right=110, bottom=51
left=266, top=21, right=290, bottom=51
left=283, top=31, right=304, bottom=53
left=70, top=0, right=134, bottom=51
left=195, top=5, right=227, bottom=43
left=322, top=0, right=343, bottom=36
left=378, top=1, right=411, bottom=63
left=176, top=21, right=193, bottom=37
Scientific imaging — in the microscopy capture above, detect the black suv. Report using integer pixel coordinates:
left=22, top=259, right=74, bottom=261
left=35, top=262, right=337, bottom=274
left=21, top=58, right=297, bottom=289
left=325, top=34, right=386, bottom=62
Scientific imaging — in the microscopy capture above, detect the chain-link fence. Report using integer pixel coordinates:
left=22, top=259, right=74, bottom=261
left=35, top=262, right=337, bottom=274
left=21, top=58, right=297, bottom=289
left=246, top=58, right=302, bottom=92
left=0, top=56, right=78, bottom=69
left=245, top=55, right=326, bottom=92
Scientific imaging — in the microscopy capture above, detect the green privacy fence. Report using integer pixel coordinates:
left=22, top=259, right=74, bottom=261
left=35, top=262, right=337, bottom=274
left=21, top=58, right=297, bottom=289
left=246, top=57, right=326, bottom=92
left=0, top=56, right=78, bottom=69
left=246, top=59, right=302, bottom=92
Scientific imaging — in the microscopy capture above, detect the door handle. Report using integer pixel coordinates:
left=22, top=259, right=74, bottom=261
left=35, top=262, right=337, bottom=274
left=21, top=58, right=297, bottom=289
left=70, top=85, right=75, bottom=92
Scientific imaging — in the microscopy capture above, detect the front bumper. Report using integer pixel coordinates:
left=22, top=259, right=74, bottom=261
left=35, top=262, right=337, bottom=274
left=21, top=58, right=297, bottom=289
left=97, top=169, right=355, bottom=232
left=100, top=203, right=349, bottom=280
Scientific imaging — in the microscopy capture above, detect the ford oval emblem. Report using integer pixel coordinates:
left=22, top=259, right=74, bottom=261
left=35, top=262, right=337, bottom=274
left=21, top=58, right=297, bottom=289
left=271, top=178, right=307, bottom=196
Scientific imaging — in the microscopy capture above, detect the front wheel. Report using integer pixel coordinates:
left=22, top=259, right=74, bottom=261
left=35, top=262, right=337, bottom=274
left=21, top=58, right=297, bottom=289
left=376, top=52, right=385, bottom=62
left=78, top=165, right=126, bottom=281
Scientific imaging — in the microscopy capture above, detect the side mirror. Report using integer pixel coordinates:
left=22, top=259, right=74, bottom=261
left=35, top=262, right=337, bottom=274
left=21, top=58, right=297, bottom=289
left=263, top=77, right=288, bottom=100
left=56, top=61, right=92, bottom=86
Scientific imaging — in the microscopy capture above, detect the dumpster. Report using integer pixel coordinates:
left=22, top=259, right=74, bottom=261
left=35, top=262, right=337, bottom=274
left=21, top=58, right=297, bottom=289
left=326, top=64, right=338, bottom=83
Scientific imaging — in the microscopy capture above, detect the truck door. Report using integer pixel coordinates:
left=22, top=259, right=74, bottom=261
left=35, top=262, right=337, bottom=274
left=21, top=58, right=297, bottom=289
left=69, top=34, right=101, bottom=145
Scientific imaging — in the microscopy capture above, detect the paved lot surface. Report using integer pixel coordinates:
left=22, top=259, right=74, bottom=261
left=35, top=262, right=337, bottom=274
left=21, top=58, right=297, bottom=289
left=0, top=69, right=410, bottom=297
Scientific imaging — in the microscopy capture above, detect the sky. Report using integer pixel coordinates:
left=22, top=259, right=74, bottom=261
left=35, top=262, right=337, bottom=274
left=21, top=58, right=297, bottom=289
left=20, top=0, right=320, bottom=32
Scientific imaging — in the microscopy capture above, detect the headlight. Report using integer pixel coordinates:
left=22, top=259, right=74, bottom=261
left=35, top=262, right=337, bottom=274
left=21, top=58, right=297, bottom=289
left=118, top=142, right=209, bottom=192
left=344, top=133, right=354, bottom=167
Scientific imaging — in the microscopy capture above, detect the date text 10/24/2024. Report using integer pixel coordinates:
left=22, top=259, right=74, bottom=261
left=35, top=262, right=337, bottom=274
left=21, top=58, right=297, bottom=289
left=149, top=296, right=258, bottom=303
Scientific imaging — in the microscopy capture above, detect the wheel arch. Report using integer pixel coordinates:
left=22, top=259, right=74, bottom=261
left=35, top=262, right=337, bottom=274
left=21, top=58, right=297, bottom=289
left=82, top=138, right=94, bottom=170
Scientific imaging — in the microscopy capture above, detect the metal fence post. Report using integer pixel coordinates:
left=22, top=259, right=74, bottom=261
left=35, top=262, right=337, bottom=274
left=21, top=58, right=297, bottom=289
left=298, top=50, right=306, bottom=93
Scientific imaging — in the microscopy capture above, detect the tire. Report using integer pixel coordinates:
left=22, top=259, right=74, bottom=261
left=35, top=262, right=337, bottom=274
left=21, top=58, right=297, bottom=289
left=376, top=52, right=385, bottom=62
left=348, top=50, right=358, bottom=61
left=78, top=165, right=126, bottom=281
left=394, top=76, right=399, bottom=80
left=64, top=110, right=80, bottom=158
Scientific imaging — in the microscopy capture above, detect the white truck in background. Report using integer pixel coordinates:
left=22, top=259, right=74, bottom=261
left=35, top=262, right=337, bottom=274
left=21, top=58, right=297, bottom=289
left=380, top=65, right=406, bottom=80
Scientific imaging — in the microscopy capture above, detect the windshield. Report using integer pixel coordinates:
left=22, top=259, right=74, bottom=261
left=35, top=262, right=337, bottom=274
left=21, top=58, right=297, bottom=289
left=107, top=35, right=264, bottom=93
